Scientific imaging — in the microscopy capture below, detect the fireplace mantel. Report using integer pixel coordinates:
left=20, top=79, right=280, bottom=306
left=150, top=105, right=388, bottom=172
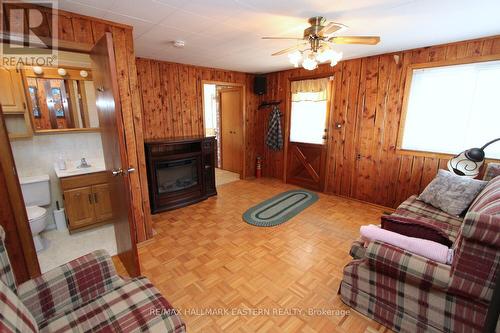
left=145, top=136, right=217, bottom=213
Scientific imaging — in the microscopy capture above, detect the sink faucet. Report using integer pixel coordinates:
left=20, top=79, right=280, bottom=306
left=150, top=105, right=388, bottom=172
left=77, top=158, right=91, bottom=168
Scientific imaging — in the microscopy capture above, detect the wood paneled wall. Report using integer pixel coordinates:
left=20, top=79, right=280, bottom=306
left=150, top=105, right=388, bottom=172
left=258, top=35, right=500, bottom=208
left=135, top=58, right=259, bottom=178
left=1, top=3, right=151, bottom=281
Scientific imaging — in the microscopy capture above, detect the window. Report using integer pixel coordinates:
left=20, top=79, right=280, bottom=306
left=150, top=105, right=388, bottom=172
left=290, top=78, right=330, bottom=144
left=400, top=59, right=500, bottom=159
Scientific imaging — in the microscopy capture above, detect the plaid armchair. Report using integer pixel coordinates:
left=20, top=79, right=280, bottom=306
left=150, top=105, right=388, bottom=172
left=0, top=227, right=185, bottom=333
left=340, top=175, right=500, bottom=333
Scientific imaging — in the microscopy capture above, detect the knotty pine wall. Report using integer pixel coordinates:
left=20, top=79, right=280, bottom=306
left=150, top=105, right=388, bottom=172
left=258, top=35, right=500, bottom=208
left=1, top=3, right=152, bottom=249
left=135, top=58, right=259, bottom=178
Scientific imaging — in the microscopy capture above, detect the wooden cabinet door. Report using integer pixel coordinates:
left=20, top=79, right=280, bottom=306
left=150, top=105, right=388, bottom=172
left=64, top=186, right=95, bottom=228
left=92, top=183, right=114, bottom=222
left=0, top=68, right=25, bottom=113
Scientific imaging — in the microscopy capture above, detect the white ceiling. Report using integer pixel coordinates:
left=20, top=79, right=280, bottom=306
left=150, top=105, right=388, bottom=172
left=58, top=0, right=500, bottom=73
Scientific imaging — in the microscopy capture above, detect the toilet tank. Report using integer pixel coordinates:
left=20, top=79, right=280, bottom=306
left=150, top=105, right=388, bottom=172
left=19, top=175, right=51, bottom=206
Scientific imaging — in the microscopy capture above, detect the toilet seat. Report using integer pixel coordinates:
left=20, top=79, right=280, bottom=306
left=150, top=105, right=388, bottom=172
left=26, top=206, right=47, bottom=222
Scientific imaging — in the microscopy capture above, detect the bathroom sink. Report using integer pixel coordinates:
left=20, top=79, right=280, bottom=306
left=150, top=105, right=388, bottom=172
left=54, top=160, right=106, bottom=178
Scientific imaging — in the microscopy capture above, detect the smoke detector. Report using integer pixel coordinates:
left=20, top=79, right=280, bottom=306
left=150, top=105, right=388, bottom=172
left=173, top=40, right=185, bottom=48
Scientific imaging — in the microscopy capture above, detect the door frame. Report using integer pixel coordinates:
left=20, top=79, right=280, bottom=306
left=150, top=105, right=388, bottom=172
left=201, top=80, right=246, bottom=179
left=0, top=33, right=140, bottom=280
left=284, top=74, right=335, bottom=192
left=0, top=108, right=41, bottom=282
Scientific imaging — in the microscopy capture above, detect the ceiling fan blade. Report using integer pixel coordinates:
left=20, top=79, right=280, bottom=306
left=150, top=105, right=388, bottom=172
left=262, top=37, right=304, bottom=40
left=272, top=44, right=304, bottom=56
left=329, top=36, right=380, bottom=45
left=318, top=22, right=348, bottom=36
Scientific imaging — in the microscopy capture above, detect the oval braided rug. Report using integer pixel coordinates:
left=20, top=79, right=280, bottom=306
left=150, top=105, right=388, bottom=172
left=243, top=189, right=319, bottom=227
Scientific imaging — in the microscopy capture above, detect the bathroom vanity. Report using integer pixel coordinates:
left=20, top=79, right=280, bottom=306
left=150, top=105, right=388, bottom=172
left=60, top=171, right=114, bottom=232
left=55, top=160, right=114, bottom=233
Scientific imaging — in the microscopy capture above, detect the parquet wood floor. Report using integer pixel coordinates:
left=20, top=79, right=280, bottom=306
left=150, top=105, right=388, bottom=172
left=120, top=178, right=393, bottom=332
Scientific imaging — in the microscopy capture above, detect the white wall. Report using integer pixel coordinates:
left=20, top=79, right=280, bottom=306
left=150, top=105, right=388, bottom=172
left=10, top=132, right=104, bottom=229
left=203, top=84, right=217, bottom=136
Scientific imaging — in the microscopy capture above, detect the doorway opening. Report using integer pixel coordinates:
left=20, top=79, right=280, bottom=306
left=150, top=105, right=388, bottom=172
left=0, top=33, right=140, bottom=278
left=1, top=46, right=119, bottom=274
left=203, top=82, right=244, bottom=187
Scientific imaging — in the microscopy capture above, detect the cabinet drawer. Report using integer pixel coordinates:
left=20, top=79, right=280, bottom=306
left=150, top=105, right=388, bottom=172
left=60, top=171, right=109, bottom=190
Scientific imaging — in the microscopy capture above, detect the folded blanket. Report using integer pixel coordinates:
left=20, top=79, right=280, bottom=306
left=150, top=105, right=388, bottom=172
left=360, top=224, right=453, bottom=264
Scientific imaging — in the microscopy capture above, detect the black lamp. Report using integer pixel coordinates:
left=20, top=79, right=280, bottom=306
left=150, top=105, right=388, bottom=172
left=448, top=138, right=500, bottom=178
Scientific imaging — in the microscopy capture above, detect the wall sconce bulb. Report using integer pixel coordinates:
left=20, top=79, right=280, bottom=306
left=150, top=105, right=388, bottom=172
left=33, top=66, right=43, bottom=75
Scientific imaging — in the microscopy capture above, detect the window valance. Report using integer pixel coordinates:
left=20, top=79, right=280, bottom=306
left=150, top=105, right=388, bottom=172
left=291, top=78, right=329, bottom=102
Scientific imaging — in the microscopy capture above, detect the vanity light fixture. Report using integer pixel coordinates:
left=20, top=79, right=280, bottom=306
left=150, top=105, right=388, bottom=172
left=57, top=68, right=67, bottom=76
left=33, top=66, right=43, bottom=75
left=79, top=70, right=88, bottom=78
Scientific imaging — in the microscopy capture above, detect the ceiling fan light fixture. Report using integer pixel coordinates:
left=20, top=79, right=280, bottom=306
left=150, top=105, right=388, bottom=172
left=288, top=50, right=302, bottom=67
left=316, top=50, right=331, bottom=63
left=266, top=16, right=379, bottom=71
left=302, top=55, right=318, bottom=71
left=330, top=50, right=343, bottom=64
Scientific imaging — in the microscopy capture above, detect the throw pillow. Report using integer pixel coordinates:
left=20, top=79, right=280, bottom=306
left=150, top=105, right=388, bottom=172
left=419, top=169, right=488, bottom=216
left=483, top=163, right=500, bottom=181
left=381, top=215, right=453, bottom=247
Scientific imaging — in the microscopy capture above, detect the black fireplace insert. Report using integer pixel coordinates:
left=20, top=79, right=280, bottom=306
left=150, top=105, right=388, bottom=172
left=145, top=136, right=216, bottom=213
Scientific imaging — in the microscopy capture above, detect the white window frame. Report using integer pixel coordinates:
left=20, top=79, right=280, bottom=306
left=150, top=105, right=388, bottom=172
left=397, top=54, right=500, bottom=159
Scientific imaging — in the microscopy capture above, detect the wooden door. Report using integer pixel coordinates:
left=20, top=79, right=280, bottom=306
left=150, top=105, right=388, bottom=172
left=92, top=183, right=114, bottom=222
left=220, top=87, right=242, bottom=174
left=286, top=80, right=332, bottom=191
left=64, top=187, right=95, bottom=228
left=91, top=32, right=140, bottom=277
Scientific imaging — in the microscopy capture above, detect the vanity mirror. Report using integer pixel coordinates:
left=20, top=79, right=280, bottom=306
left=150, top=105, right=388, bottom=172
left=22, top=66, right=99, bottom=133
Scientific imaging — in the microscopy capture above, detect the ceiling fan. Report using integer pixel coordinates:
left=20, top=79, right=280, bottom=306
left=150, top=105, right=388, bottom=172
left=262, top=16, right=380, bottom=70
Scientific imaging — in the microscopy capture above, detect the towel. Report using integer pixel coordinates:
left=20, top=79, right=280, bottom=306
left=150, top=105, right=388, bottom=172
left=360, top=224, right=453, bottom=264
left=265, top=106, right=283, bottom=151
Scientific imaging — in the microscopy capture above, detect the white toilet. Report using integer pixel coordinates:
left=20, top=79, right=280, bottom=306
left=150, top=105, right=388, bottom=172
left=19, top=175, right=51, bottom=252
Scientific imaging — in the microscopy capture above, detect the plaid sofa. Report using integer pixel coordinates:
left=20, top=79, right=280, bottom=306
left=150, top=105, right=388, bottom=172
left=0, top=227, right=185, bottom=333
left=350, top=163, right=500, bottom=260
left=340, top=169, right=500, bottom=332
